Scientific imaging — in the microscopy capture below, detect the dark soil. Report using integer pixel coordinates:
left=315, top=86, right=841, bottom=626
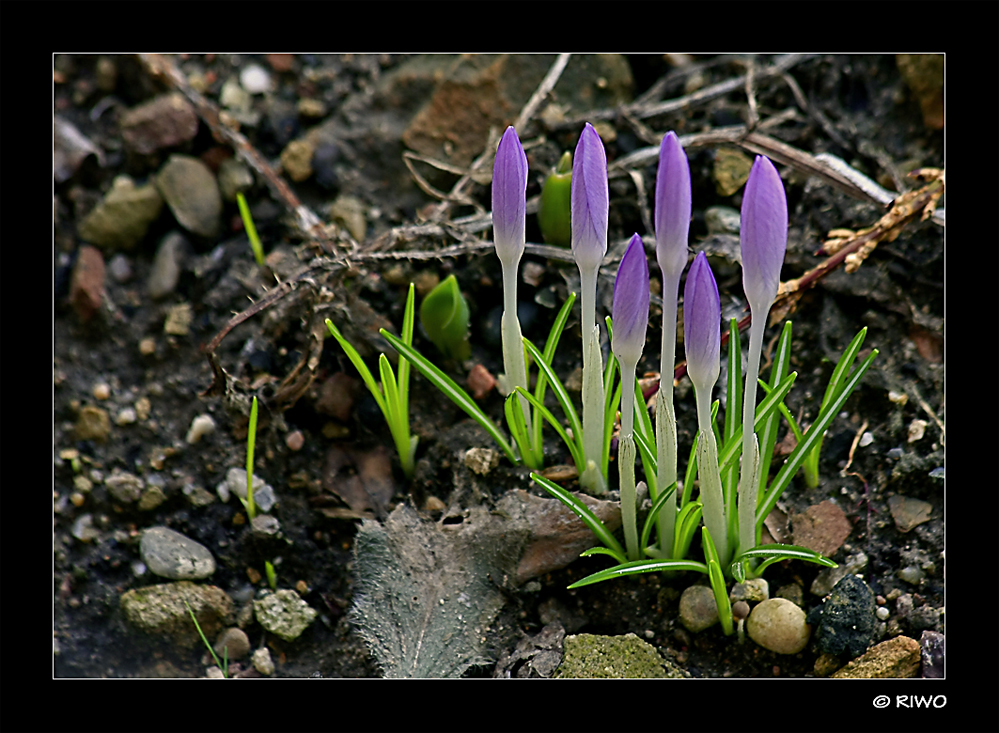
left=54, top=54, right=944, bottom=687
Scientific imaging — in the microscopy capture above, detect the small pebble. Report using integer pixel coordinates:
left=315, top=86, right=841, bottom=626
left=140, top=526, right=216, bottom=580
left=186, top=414, right=216, bottom=444
left=92, top=382, right=111, bottom=400
left=214, top=628, right=250, bottom=661
left=876, top=606, right=890, bottom=621
left=907, top=419, right=927, bottom=443
left=747, top=598, right=811, bottom=654
left=252, top=647, right=275, bottom=675
left=858, top=432, right=873, bottom=447
left=116, top=407, right=137, bottom=426
left=286, top=430, right=305, bottom=451
left=240, top=64, right=273, bottom=94
left=678, top=585, right=719, bottom=633
left=139, top=338, right=157, bottom=356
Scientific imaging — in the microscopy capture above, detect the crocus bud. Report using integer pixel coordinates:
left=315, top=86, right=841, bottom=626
left=654, top=131, right=692, bottom=282
left=683, top=252, right=720, bottom=396
left=612, top=234, right=650, bottom=370
left=740, top=155, right=788, bottom=315
left=492, top=126, right=528, bottom=268
left=571, top=123, right=608, bottom=273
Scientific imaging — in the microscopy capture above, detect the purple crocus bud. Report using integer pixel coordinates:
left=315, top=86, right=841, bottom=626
left=683, top=251, right=720, bottom=395
left=571, top=123, right=608, bottom=272
left=612, top=234, right=650, bottom=369
left=654, top=131, right=692, bottom=281
left=740, top=155, right=788, bottom=314
left=492, top=126, right=528, bottom=268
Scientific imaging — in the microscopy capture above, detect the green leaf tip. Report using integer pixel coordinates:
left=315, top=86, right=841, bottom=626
left=537, top=151, right=572, bottom=247
left=420, top=274, right=471, bottom=361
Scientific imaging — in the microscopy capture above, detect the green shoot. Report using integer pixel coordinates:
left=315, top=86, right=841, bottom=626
left=184, top=599, right=227, bottom=678
left=245, top=396, right=258, bottom=519
left=236, top=192, right=265, bottom=267
left=265, top=560, right=277, bottom=590
left=326, top=283, right=418, bottom=478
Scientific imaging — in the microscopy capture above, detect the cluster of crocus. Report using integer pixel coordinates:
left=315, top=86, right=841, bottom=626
left=531, top=125, right=876, bottom=634
left=354, top=121, right=876, bottom=636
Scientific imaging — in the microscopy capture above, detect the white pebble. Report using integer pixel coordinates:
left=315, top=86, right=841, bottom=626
left=907, top=419, right=927, bottom=443
left=186, top=414, right=216, bottom=444
left=116, top=407, right=137, bottom=426
left=240, top=64, right=273, bottom=94
left=858, top=432, right=874, bottom=447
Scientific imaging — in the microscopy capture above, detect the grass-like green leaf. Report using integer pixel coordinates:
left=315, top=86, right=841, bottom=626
left=236, top=192, right=265, bottom=267
left=246, top=395, right=258, bottom=519
left=672, top=501, right=703, bottom=560
left=514, top=387, right=583, bottom=472
left=702, top=526, right=734, bottom=635
left=640, top=481, right=677, bottom=556
left=381, top=329, right=519, bottom=464
left=802, top=327, right=868, bottom=487
left=325, top=319, right=388, bottom=417
left=757, top=349, right=879, bottom=529
left=756, top=322, right=793, bottom=486
left=531, top=293, right=577, bottom=456
left=523, top=337, right=583, bottom=459
left=504, top=392, right=540, bottom=470
left=567, top=557, right=708, bottom=589
left=530, top=472, right=627, bottom=563
left=717, top=371, right=798, bottom=473
left=731, top=543, right=838, bottom=579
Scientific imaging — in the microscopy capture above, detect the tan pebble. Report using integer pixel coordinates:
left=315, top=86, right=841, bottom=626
left=70, top=492, right=86, bottom=507
left=286, top=430, right=305, bottom=451
left=92, top=383, right=111, bottom=400
left=135, top=398, right=151, bottom=421
left=747, top=598, right=811, bottom=655
left=139, top=337, right=157, bottom=355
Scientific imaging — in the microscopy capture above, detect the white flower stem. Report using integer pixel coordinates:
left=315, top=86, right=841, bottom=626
left=500, top=263, right=530, bottom=428
left=738, top=315, right=767, bottom=556
left=619, top=435, right=640, bottom=560
left=655, top=278, right=681, bottom=556
left=579, top=267, right=606, bottom=494
left=696, top=388, right=729, bottom=567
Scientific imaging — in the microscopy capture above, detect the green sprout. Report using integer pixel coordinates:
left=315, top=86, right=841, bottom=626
left=184, top=598, right=228, bottom=678
left=537, top=151, right=572, bottom=247
left=419, top=274, right=471, bottom=361
left=326, top=283, right=418, bottom=478
left=244, top=395, right=258, bottom=519
left=236, top=192, right=265, bottom=267
left=265, top=560, right=277, bottom=591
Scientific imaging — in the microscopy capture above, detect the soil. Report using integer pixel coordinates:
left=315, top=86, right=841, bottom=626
left=54, top=54, right=944, bottom=685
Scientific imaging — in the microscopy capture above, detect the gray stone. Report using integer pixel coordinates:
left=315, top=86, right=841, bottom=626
left=679, top=584, right=719, bottom=633
left=156, top=155, right=222, bottom=239
left=213, top=627, right=250, bottom=661
left=254, top=590, right=317, bottom=641
left=104, top=470, right=144, bottom=503
left=140, top=526, right=216, bottom=580
left=147, top=232, right=188, bottom=300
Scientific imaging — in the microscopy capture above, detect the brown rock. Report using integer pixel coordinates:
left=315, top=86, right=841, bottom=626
left=504, top=489, right=621, bottom=585
left=467, top=364, right=496, bottom=399
left=120, top=93, right=199, bottom=155
left=830, top=635, right=921, bottom=678
left=75, top=405, right=112, bottom=443
left=791, top=500, right=851, bottom=558
left=887, top=494, right=933, bottom=533
left=69, top=245, right=105, bottom=322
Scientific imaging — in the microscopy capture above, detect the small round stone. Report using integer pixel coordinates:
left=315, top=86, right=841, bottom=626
left=679, top=585, right=719, bottom=632
left=92, top=383, right=111, bottom=400
left=286, top=430, right=305, bottom=451
left=747, top=598, right=811, bottom=655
